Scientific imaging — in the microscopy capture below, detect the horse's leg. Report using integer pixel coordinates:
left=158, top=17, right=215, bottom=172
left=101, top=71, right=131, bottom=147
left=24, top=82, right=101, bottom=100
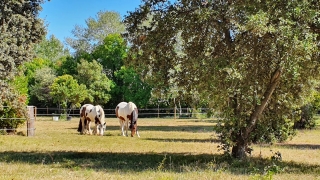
left=125, top=119, right=129, bottom=137
left=118, top=119, right=122, bottom=136
left=93, top=124, right=96, bottom=135
left=136, top=124, right=140, bottom=138
left=93, top=123, right=98, bottom=135
left=119, top=119, right=125, bottom=136
left=88, top=121, right=92, bottom=135
left=77, top=119, right=82, bottom=133
left=81, top=118, right=86, bottom=134
left=84, top=118, right=89, bottom=135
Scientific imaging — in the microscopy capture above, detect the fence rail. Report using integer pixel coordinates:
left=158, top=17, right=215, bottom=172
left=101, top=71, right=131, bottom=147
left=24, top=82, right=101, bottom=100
left=0, top=106, right=212, bottom=136
left=36, top=107, right=213, bottom=118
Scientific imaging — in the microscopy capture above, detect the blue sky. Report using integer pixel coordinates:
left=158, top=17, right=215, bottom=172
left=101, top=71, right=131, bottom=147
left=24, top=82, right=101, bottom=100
left=39, top=0, right=143, bottom=43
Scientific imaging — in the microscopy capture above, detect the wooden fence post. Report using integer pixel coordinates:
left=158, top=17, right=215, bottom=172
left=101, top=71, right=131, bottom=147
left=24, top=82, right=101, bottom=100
left=27, top=106, right=36, bottom=136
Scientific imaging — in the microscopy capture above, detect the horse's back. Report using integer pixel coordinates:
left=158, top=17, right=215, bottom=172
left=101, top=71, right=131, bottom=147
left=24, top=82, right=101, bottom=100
left=80, top=104, right=94, bottom=117
left=128, top=101, right=138, bottom=115
left=116, top=102, right=127, bottom=109
left=83, top=104, right=96, bottom=121
left=116, top=102, right=128, bottom=118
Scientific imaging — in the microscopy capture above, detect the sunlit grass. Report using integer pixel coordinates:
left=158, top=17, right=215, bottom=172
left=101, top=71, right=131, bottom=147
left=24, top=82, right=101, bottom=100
left=0, top=117, right=319, bottom=179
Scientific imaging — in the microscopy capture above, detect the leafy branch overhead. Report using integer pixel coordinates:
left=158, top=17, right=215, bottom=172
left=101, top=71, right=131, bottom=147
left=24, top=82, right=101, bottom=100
left=124, top=0, right=320, bottom=158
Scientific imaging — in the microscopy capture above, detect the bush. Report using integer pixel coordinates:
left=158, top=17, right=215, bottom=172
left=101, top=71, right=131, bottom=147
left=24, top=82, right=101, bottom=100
left=0, top=105, right=26, bottom=134
left=294, top=104, right=316, bottom=129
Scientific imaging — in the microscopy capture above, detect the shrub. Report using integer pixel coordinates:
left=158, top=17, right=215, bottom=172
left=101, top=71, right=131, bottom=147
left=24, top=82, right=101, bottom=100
left=0, top=94, right=27, bottom=135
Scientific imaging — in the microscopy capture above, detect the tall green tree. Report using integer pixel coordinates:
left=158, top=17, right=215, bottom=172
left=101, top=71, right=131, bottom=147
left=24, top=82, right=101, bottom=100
left=124, top=0, right=320, bottom=158
left=75, top=59, right=113, bottom=105
left=93, top=34, right=127, bottom=80
left=34, top=35, right=70, bottom=62
left=50, top=75, right=88, bottom=118
left=0, top=0, right=46, bottom=120
left=114, top=66, right=152, bottom=108
left=55, top=56, right=78, bottom=76
left=30, top=67, right=56, bottom=107
left=66, top=11, right=125, bottom=54
left=23, top=57, right=52, bottom=105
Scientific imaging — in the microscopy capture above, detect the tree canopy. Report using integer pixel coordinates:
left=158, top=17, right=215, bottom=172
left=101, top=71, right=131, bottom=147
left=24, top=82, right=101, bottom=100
left=0, top=0, right=46, bottom=117
left=93, top=34, right=127, bottom=79
left=50, top=74, right=88, bottom=114
left=75, top=59, right=113, bottom=105
left=124, top=0, right=320, bottom=158
left=34, top=35, right=70, bottom=62
left=30, top=67, right=56, bottom=107
left=66, top=11, right=125, bottom=54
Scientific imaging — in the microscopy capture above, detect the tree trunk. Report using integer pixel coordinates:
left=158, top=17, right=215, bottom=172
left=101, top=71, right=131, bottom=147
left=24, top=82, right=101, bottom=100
left=231, top=67, right=282, bottom=158
left=231, top=128, right=249, bottom=158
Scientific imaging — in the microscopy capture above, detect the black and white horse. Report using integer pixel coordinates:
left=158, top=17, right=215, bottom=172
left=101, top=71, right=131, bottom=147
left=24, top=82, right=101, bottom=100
left=77, top=104, right=106, bottom=136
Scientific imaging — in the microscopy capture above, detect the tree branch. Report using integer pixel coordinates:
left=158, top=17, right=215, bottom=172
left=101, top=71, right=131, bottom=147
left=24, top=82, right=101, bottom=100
left=247, top=67, right=282, bottom=132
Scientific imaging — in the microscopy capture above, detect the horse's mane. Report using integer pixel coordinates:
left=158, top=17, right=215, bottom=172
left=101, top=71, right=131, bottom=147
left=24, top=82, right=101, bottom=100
left=128, top=102, right=134, bottom=112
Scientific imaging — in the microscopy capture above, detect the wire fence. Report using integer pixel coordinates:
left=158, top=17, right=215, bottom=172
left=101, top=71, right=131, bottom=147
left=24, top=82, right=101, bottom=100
left=37, top=107, right=213, bottom=119
left=0, top=106, right=212, bottom=136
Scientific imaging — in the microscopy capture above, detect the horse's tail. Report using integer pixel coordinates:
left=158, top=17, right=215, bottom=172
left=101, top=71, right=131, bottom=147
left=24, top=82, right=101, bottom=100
left=77, top=119, right=82, bottom=132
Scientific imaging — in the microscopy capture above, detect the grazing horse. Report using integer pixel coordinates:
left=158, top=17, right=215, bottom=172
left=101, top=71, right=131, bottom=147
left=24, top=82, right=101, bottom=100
left=77, top=104, right=106, bottom=135
left=115, top=102, right=140, bottom=137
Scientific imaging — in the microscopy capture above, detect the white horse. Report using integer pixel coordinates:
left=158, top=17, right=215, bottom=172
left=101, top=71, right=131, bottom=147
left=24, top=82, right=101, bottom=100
left=115, top=102, right=140, bottom=137
left=78, top=104, right=106, bottom=136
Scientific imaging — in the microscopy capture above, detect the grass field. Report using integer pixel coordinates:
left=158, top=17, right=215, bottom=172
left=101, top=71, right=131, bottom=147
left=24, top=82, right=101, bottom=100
left=0, top=117, right=319, bottom=180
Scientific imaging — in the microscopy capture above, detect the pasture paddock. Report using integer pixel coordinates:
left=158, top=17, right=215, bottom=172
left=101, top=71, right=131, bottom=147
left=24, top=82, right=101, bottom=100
left=0, top=117, right=319, bottom=180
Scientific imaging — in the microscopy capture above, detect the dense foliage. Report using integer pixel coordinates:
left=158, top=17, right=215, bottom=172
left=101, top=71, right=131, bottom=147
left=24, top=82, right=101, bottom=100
left=20, top=11, right=152, bottom=110
left=124, top=0, right=320, bottom=158
left=49, top=74, right=88, bottom=118
left=0, top=0, right=46, bottom=132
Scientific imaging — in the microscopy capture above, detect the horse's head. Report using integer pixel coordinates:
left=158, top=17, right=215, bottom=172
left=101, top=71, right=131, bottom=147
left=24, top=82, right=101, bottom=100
left=96, top=122, right=106, bottom=136
left=94, top=105, right=106, bottom=136
left=95, top=114, right=106, bottom=136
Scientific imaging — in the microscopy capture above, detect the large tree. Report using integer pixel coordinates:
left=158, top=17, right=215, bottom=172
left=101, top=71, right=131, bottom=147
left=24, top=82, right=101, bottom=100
left=124, top=0, right=320, bottom=158
left=0, top=0, right=46, bottom=114
left=114, top=66, right=152, bottom=108
left=75, top=59, right=113, bottom=105
left=50, top=75, right=88, bottom=118
left=66, top=11, right=125, bottom=54
left=30, top=67, right=56, bottom=107
left=23, top=57, right=52, bottom=105
left=93, top=34, right=127, bottom=80
left=34, top=35, right=70, bottom=62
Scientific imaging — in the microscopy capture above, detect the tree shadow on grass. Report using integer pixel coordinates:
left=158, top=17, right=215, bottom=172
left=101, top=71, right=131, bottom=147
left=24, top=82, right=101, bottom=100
left=176, top=119, right=218, bottom=124
left=0, top=151, right=319, bottom=176
left=275, top=143, right=320, bottom=150
left=138, top=125, right=214, bottom=132
left=145, top=137, right=220, bottom=143
left=69, top=125, right=215, bottom=133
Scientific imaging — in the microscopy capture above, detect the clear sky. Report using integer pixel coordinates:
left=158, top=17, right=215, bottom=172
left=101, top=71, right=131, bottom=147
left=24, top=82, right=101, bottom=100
left=39, top=0, right=143, bottom=43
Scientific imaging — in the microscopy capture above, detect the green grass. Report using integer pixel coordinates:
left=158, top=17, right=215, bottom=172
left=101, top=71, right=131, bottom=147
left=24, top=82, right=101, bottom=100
left=0, top=117, right=319, bottom=180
